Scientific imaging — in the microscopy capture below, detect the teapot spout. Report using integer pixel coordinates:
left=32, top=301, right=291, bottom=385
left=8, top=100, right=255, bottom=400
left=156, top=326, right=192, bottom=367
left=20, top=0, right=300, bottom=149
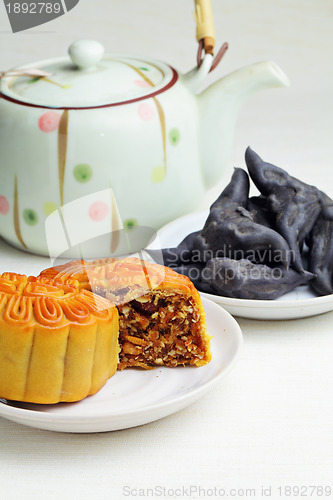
left=198, top=61, right=290, bottom=189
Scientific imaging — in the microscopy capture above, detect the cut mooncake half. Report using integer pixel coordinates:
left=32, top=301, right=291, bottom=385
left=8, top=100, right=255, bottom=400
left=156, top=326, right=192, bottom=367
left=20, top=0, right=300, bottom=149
left=0, top=273, right=119, bottom=404
left=39, top=257, right=212, bottom=370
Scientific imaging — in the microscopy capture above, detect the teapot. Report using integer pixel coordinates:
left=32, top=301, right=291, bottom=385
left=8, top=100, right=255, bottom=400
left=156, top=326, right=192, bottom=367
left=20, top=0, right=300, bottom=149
left=0, top=38, right=289, bottom=257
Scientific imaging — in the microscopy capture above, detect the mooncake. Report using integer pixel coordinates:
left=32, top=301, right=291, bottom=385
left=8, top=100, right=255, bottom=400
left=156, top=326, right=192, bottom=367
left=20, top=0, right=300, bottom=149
left=0, top=273, right=119, bottom=404
left=39, top=257, right=212, bottom=370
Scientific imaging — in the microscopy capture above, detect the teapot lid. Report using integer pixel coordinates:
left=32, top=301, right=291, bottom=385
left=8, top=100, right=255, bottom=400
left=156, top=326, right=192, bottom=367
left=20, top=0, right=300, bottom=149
left=0, top=40, right=178, bottom=109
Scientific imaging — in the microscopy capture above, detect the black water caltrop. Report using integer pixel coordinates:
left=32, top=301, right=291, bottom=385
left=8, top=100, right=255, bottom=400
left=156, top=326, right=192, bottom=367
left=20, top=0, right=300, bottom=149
left=192, top=168, right=291, bottom=268
left=156, top=148, right=333, bottom=299
left=245, top=147, right=333, bottom=272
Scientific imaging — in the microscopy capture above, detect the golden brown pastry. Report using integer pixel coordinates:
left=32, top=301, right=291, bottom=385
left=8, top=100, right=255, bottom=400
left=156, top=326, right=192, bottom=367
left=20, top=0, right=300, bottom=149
left=0, top=273, right=119, bottom=404
left=39, top=257, right=212, bottom=370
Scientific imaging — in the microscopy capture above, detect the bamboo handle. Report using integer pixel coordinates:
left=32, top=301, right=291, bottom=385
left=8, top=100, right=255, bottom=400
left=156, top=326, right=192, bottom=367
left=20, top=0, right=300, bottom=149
left=194, top=0, right=216, bottom=55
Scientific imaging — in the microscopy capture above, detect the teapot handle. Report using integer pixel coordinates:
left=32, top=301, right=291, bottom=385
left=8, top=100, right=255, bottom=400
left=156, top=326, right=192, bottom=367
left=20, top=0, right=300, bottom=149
left=193, top=0, right=216, bottom=56
left=182, top=53, right=213, bottom=93
left=183, top=1, right=228, bottom=92
left=194, top=0, right=228, bottom=71
left=197, top=40, right=228, bottom=72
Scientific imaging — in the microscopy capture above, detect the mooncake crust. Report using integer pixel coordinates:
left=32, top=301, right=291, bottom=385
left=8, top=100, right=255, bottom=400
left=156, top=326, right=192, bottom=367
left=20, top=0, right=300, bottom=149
left=39, top=257, right=212, bottom=370
left=0, top=272, right=119, bottom=404
left=40, top=257, right=204, bottom=301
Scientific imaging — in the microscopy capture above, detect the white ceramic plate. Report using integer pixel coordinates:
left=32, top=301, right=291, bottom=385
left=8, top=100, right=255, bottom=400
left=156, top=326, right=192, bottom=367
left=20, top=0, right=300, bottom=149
left=157, top=211, right=333, bottom=320
left=0, top=298, right=242, bottom=433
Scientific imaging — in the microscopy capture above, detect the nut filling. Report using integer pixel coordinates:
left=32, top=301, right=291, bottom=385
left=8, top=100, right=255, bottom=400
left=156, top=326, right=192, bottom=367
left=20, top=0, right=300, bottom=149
left=38, top=257, right=212, bottom=372
left=113, top=290, right=209, bottom=370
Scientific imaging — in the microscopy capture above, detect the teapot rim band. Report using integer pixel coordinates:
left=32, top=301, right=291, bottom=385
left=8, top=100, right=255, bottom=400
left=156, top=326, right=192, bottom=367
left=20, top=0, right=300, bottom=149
left=0, top=67, right=178, bottom=110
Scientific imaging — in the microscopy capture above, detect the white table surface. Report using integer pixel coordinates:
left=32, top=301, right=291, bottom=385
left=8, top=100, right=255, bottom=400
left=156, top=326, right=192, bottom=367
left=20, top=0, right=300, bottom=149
left=0, top=1, right=333, bottom=499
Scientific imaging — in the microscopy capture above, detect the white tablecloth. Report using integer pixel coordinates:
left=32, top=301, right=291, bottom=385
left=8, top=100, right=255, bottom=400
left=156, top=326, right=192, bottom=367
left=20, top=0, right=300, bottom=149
left=0, top=1, right=332, bottom=499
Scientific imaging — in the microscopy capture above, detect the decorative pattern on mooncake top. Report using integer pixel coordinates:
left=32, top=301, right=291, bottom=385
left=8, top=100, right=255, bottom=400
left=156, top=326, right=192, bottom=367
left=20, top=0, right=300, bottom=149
left=39, top=257, right=166, bottom=304
left=0, top=273, right=119, bottom=404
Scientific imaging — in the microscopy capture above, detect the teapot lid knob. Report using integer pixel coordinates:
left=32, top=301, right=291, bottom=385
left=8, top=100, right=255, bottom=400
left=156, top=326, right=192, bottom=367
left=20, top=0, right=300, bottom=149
left=68, top=40, right=104, bottom=70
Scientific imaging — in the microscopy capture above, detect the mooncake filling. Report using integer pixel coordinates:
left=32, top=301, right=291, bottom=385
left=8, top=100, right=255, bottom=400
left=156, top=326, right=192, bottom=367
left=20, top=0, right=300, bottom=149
left=39, top=257, right=212, bottom=371
left=113, top=290, right=209, bottom=370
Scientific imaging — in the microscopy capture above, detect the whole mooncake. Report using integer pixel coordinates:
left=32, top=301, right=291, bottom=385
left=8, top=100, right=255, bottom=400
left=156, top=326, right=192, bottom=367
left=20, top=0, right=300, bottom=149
left=39, top=257, right=212, bottom=370
left=0, top=273, right=119, bottom=404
